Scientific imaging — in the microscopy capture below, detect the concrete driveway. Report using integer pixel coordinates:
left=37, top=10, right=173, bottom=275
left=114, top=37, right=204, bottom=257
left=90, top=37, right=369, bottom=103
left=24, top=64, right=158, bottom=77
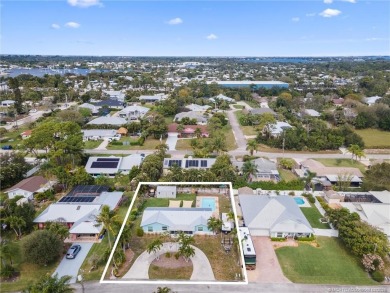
left=166, top=133, right=179, bottom=150
left=123, top=242, right=215, bottom=281
left=53, top=243, right=93, bottom=284
left=226, top=110, right=247, bottom=150
left=247, top=237, right=291, bottom=283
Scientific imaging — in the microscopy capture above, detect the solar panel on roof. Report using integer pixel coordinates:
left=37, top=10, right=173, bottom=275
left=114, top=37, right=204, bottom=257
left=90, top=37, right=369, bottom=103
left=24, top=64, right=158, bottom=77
left=91, top=162, right=119, bottom=169
left=201, top=160, right=207, bottom=167
left=186, top=160, right=199, bottom=167
left=168, top=160, right=182, bottom=167
left=96, top=158, right=120, bottom=162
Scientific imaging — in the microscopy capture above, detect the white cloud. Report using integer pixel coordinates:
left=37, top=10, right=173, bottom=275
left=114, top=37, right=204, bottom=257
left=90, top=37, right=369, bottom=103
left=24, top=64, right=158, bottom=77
left=65, top=22, right=80, bottom=28
left=324, top=0, right=333, bottom=3
left=67, top=0, right=103, bottom=8
left=292, top=17, right=300, bottom=22
left=206, top=34, right=218, bottom=40
left=51, top=23, right=60, bottom=29
left=167, top=18, right=183, bottom=25
left=306, top=12, right=316, bottom=17
left=341, top=0, right=356, bottom=3
left=319, top=8, right=342, bottom=17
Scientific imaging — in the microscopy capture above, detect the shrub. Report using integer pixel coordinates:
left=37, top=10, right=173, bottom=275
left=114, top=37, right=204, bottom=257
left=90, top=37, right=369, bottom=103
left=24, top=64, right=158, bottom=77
left=22, top=230, right=62, bottom=265
left=165, top=252, right=171, bottom=258
left=0, top=264, right=15, bottom=278
left=110, top=140, right=122, bottom=146
left=308, top=196, right=316, bottom=204
left=295, top=236, right=316, bottom=241
left=270, top=237, right=286, bottom=242
left=362, top=254, right=385, bottom=272
left=136, top=227, right=144, bottom=237
left=371, top=271, right=385, bottom=283
left=288, top=191, right=295, bottom=196
left=302, top=193, right=313, bottom=198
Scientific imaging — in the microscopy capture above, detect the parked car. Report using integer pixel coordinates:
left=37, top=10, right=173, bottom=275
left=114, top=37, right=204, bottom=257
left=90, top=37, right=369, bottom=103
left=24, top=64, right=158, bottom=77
left=1, top=145, right=12, bottom=150
left=66, top=244, right=81, bottom=259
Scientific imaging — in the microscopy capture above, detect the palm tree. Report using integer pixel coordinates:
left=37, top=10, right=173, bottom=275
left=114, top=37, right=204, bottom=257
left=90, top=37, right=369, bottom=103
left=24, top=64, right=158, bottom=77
left=45, top=221, right=69, bottom=241
left=194, top=127, right=202, bottom=139
left=6, top=216, right=26, bottom=239
left=242, top=160, right=257, bottom=181
left=178, top=244, right=195, bottom=262
left=147, top=238, right=163, bottom=261
left=348, top=144, right=365, bottom=162
left=24, top=273, right=74, bottom=293
left=95, top=205, right=119, bottom=249
left=176, top=124, right=184, bottom=135
left=226, top=211, right=235, bottom=223
left=0, top=241, right=15, bottom=267
left=178, top=232, right=194, bottom=247
left=304, top=170, right=317, bottom=191
left=207, top=217, right=222, bottom=235
left=246, top=139, right=258, bottom=156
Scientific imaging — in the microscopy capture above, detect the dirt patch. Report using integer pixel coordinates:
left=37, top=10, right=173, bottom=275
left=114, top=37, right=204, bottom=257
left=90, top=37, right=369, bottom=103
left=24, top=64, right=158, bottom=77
left=151, top=253, right=192, bottom=269
left=117, top=248, right=135, bottom=277
left=272, top=239, right=298, bottom=249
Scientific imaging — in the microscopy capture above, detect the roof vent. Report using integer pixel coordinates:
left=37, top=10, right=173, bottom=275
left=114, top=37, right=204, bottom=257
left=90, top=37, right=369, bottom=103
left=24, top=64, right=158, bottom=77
left=76, top=206, right=81, bottom=210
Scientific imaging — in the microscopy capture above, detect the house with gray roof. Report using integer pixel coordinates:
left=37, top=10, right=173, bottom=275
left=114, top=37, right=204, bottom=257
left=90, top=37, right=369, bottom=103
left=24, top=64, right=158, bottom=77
left=93, top=99, right=124, bottom=109
left=210, top=94, right=235, bottom=103
left=156, top=186, right=177, bottom=198
left=163, top=158, right=216, bottom=170
left=233, top=158, right=280, bottom=182
left=87, top=116, right=127, bottom=126
left=103, top=90, right=126, bottom=102
left=248, top=108, right=276, bottom=117
left=118, top=105, right=149, bottom=121
left=82, top=129, right=120, bottom=141
left=174, top=111, right=208, bottom=125
left=266, top=121, right=292, bottom=137
left=238, top=194, right=314, bottom=237
left=79, top=103, right=100, bottom=115
left=85, top=154, right=145, bottom=177
left=139, top=93, right=168, bottom=103
left=140, top=207, right=213, bottom=235
left=185, top=104, right=211, bottom=113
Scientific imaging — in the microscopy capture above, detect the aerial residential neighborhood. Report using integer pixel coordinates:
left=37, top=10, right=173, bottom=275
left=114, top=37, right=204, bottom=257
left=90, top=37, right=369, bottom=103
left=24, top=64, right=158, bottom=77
left=1, top=0, right=390, bottom=292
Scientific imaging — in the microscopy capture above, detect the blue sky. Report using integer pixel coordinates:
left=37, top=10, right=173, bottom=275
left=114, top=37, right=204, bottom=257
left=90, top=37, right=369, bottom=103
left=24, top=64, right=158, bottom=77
left=1, top=0, right=389, bottom=56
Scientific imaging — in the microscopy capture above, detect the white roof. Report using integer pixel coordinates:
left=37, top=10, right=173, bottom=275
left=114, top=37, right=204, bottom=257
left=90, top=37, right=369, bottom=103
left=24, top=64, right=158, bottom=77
left=87, top=116, right=127, bottom=125
left=305, top=109, right=320, bottom=117
left=270, top=121, right=292, bottom=135
left=82, top=129, right=117, bottom=137
left=364, top=96, right=382, bottom=105
left=212, top=94, right=235, bottom=102
left=326, top=175, right=363, bottom=183
left=95, top=191, right=123, bottom=210
left=174, top=111, right=207, bottom=122
left=85, top=155, right=144, bottom=175
left=156, top=186, right=177, bottom=193
left=34, top=204, right=101, bottom=223
left=370, top=191, right=390, bottom=204
left=119, top=105, right=149, bottom=115
left=208, top=81, right=288, bottom=86
left=69, top=221, right=101, bottom=234
left=185, top=104, right=211, bottom=112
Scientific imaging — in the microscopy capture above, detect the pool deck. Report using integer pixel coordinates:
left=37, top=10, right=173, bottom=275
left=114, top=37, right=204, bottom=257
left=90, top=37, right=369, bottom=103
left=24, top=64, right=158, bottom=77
left=196, top=196, right=220, bottom=218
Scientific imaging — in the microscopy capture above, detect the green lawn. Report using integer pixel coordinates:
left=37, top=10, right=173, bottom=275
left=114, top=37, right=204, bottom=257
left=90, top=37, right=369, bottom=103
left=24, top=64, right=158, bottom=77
left=234, top=111, right=257, bottom=136
left=84, top=140, right=102, bottom=149
left=314, top=158, right=367, bottom=173
left=143, top=194, right=197, bottom=208
left=276, top=237, right=376, bottom=285
left=300, top=203, right=330, bottom=229
left=107, top=137, right=164, bottom=150
left=278, top=169, right=298, bottom=182
left=0, top=126, right=29, bottom=149
left=355, top=128, right=390, bottom=148
left=149, top=264, right=193, bottom=280
left=232, top=104, right=244, bottom=109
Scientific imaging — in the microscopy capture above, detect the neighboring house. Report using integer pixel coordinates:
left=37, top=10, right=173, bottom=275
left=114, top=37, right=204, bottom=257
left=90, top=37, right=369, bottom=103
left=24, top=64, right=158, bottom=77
left=93, top=99, right=124, bottom=110
left=82, top=129, right=120, bottom=141
left=156, top=186, right=177, bottom=198
left=79, top=103, right=100, bottom=115
left=233, top=158, right=280, bottom=182
left=103, top=90, right=126, bottom=102
left=139, top=93, right=168, bottom=103
left=248, top=108, right=277, bottom=117
left=295, top=159, right=364, bottom=190
left=174, top=111, right=208, bottom=125
left=207, top=81, right=289, bottom=89
left=85, top=154, right=145, bottom=177
left=34, top=185, right=123, bottom=242
left=332, top=98, right=345, bottom=106
left=238, top=194, right=314, bottom=237
left=303, top=109, right=321, bottom=117
left=210, top=94, right=235, bottom=103
left=140, top=207, right=213, bottom=235
left=163, top=157, right=216, bottom=170
left=322, top=190, right=343, bottom=204
left=118, top=105, right=149, bottom=121
left=87, top=116, right=127, bottom=126
left=21, top=130, right=32, bottom=140
left=185, top=104, right=211, bottom=112
left=5, top=176, right=51, bottom=200
left=364, top=96, right=382, bottom=106
left=168, top=123, right=209, bottom=138
left=1, top=100, right=15, bottom=107
left=343, top=108, right=358, bottom=119
left=266, top=121, right=292, bottom=137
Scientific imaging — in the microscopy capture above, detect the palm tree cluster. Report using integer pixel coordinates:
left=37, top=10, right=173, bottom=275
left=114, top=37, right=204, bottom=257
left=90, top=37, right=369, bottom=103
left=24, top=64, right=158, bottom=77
left=347, top=144, right=365, bottom=162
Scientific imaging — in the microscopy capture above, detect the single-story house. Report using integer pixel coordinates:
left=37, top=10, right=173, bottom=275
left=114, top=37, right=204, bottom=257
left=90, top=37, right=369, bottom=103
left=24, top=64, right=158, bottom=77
left=5, top=176, right=51, bottom=200
left=140, top=207, right=213, bottom=235
left=266, top=121, right=292, bottom=137
left=87, top=116, right=127, bottom=126
left=118, top=105, right=149, bottom=121
left=93, top=99, right=124, bottom=110
left=322, top=190, right=343, bottom=204
left=85, top=154, right=145, bottom=177
left=103, top=90, right=126, bottom=102
left=168, top=123, right=209, bottom=138
left=233, top=158, right=280, bottom=182
left=174, top=111, right=208, bottom=125
left=1, top=100, right=15, bottom=107
left=210, top=94, right=235, bottom=103
left=248, top=108, right=277, bottom=117
left=82, top=129, right=120, bottom=141
left=364, top=96, right=382, bottom=106
left=185, top=104, right=211, bottom=112
left=79, top=103, right=100, bottom=115
left=139, top=93, right=168, bottom=103
left=34, top=186, right=123, bottom=242
left=239, top=194, right=314, bottom=238
left=21, top=130, right=32, bottom=140
left=156, top=186, right=177, bottom=198
left=303, top=109, right=321, bottom=117
left=163, top=158, right=216, bottom=170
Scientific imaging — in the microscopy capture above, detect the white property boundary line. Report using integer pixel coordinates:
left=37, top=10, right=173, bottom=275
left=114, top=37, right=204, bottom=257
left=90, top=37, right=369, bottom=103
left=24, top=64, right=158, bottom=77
left=100, top=181, right=248, bottom=285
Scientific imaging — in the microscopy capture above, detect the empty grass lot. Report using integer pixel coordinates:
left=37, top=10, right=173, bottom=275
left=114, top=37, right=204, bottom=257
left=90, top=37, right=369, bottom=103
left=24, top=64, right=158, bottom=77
left=84, top=140, right=103, bottom=149
left=278, top=169, right=298, bottom=182
left=355, top=128, right=390, bottom=148
left=234, top=111, right=257, bottom=136
left=106, top=137, right=164, bottom=150
left=300, top=203, right=330, bottom=229
left=314, top=158, right=367, bottom=174
left=276, top=237, right=376, bottom=285
left=149, top=264, right=193, bottom=280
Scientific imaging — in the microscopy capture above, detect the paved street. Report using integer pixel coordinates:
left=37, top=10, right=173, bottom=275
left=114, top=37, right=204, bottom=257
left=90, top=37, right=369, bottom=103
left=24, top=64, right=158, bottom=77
left=53, top=243, right=93, bottom=284
left=226, top=109, right=247, bottom=150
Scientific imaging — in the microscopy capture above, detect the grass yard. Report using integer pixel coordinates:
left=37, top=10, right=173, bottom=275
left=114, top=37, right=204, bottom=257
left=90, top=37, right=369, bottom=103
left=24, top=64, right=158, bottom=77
left=276, top=237, right=376, bottom=285
left=355, top=128, right=390, bottom=148
left=107, top=137, right=164, bottom=150
left=278, top=169, right=298, bottom=182
left=300, top=203, right=330, bottom=229
left=142, top=193, right=197, bottom=208
left=314, top=158, right=367, bottom=174
left=232, top=104, right=244, bottom=109
left=193, top=235, right=242, bottom=281
left=84, top=140, right=102, bottom=149
left=149, top=264, right=193, bottom=280
left=0, top=126, right=29, bottom=148
left=234, top=111, right=257, bottom=136
left=1, top=240, right=62, bottom=292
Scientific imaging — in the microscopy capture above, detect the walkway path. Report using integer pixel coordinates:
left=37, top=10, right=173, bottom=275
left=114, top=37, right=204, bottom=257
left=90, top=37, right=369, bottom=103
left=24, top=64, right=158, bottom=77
left=313, top=229, right=339, bottom=237
left=95, top=139, right=109, bottom=150
left=122, top=242, right=214, bottom=281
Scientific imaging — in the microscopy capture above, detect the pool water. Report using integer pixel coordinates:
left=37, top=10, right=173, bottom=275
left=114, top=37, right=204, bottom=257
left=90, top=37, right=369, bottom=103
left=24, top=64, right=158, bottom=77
left=294, top=197, right=305, bottom=205
left=201, top=198, right=216, bottom=211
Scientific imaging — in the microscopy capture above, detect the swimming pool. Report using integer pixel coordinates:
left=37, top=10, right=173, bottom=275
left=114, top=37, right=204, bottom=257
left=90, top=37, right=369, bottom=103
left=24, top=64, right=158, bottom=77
left=201, top=198, right=216, bottom=211
left=294, top=197, right=305, bottom=205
